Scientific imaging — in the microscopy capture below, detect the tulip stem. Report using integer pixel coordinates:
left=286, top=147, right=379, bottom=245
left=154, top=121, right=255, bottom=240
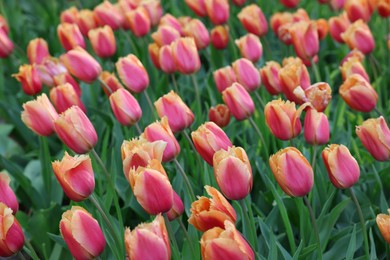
left=163, top=213, right=181, bottom=260
left=135, top=122, right=142, bottom=135
left=143, top=89, right=158, bottom=120
left=39, top=136, right=51, bottom=205
left=239, top=199, right=257, bottom=253
left=311, top=145, right=317, bottom=173
left=311, top=58, right=321, bottom=82
left=248, top=116, right=269, bottom=158
left=177, top=218, right=196, bottom=258
left=350, top=188, right=370, bottom=260
left=182, top=130, right=203, bottom=181
left=191, top=74, right=202, bottom=120
left=18, top=251, right=26, bottom=260
left=171, top=74, right=179, bottom=94
left=173, top=158, right=196, bottom=202
left=303, top=196, right=322, bottom=260
left=24, top=240, right=40, bottom=260
left=374, top=107, right=384, bottom=118
left=254, top=91, right=265, bottom=110
left=97, top=77, right=113, bottom=94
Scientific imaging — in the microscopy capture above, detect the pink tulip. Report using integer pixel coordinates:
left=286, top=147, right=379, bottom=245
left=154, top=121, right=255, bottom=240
left=109, top=88, right=142, bottom=126
left=222, top=83, right=254, bottom=121
left=0, top=203, right=24, bottom=257
left=304, top=108, right=330, bottom=145
left=116, top=54, right=149, bottom=93
left=0, top=172, right=18, bottom=214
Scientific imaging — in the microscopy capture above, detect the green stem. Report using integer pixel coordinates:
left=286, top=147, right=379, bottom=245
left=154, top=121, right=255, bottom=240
left=24, top=240, right=40, bottom=260
left=374, top=107, right=384, bottom=118
left=191, top=74, right=202, bottom=120
left=311, top=58, right=321, bottom=82
left=248, top=117, right=269, bottom=158
left=135, top=122, right=142, bottom=135
left=182, top=130, right=203, bottom=182
left=350, top=188, right=369, bottom=260
left=177, top=218, right=196, bottom=258
left=239, top=199, right=257, bottom=252
left=303, top=196, right=322, bottom=260
left=39, top=136, right=51, bottom=204
left=171, top=74, right=179, bottom=94
left=311, top=145, right=317, bottom=173
left=163, top=213, right=180, bottom=260
left=254, top=91, right=265, bottom=110
left=173, top=158, right=196, bottom=202
left=143, top=89, right=158, bottom=120
left=98, top=77, right=113, bottom=94
left=18, top=251, right=26, bottom=260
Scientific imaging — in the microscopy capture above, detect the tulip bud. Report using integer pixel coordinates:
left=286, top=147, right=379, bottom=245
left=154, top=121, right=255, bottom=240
left=171, top=37, right=201, bottom=74
left=222, top=83, right=254, bottom=121
left=159, top=45, right=176, bottom=74
left=52, top=152, right=95, bottom=201
left=376, top=209, right=390, bottom=244
left=186, top=0, right=207, bottom=16
left=61, top=47, right=102, bottom=83
left=213, top=66, right=237, bottom=93
left=356, top=116, right=390, bottom=161
left=280, top=0, right=300, bottom=8
left=159, top=14, right=183, bottom=36
left=116, top=54, right=149, bottom=93
left=124, top=214, right=171, bottom=259
left=260, top=61, right=282, bottom=95
left=21, top=93, right=59, bottom=136
left=232, top=58, right=261, bottom=92
left=201, top=220, right=254, bottom=260
left=345, top=0, right=372, bottom=22
left=205, top=0, right=230, bottom=25
left=60, top=206, right=106, bottom=259
left=213, top=147, right=252, bottom=200
left=189, top=186, right=237, bottom=232
left=339, top=74, right=378, bottom=112
left=109, top=88, right=142, bottom=126
left=235, top=33, right=263, bottom=63
left=191, top=122, right=233, bottom=165
left=77, top=9, right=99, bottom=36
left=264, top=99, right=302, bottom=140
left=128, top=159, right=174, bottom=214
left=27, top=38, right=50, bottom=64
left=0, top=172, right=18, bottom=214
left=53, top=72, right=82, bottom=97
left=57, top=23, right=86, bottom=51
left=94, top=1, right=124, bottom=30
left=99, top=71, right=124, bottom=96
left=151, top=25, right=181, bottom=47
left=329, top=12, right=350, bottom=43
left=289, top=21, right=319, bottom=62
left=183, top=19, right=210, bottom=50
left=378, top=0, right=390, bottom=17
left=269, top=147, right=314, bottom=197
left=13, top=64, right=42, bottom=95
left=340, top=56, right=369, bottom=82
left=37, top=57, right=68, bottom=87
left=341, top=20, right=375, bottom=54
left=0, top=203, right=24, bottom=257
left=54, top=106, right=98, bottom=154
left=50, top=83, right=86, bottom=113
left=304, top=108, right=330, bottom=145
left=0, top=29, right=13, bottom=58
left=154, top=91, right=194, bottom=132
left=167, top=192, right=185, bottom=221
left=210, top=25, right=229, bottom=49
left=209, top=104, right=231, bottom=128
left=60, top=6, right=78, bottom=24
left=238, top=4, right=268, bottom=37
left=322, top=144, right=360, bottom=188
left=88, top=26, right=116, bottom=58
left=126, top=6, right=151, bottom=37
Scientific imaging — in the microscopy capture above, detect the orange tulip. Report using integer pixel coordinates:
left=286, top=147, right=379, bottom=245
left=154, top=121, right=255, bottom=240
left=376, top=209, right=390, bottom=244
left=13, top=64, right=42, bottom=96
left=260, top=61, right=282, bottom=95
left=210, top=25, right=229, bottom=49
left=57, top=23, right=86, bottom=51
left=238, top=4, right=268, bottom=37
left=208, top=104, right=231, bottom=128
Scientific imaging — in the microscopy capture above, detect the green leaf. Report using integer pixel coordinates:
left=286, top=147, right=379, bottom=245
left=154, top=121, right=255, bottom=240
left=346, top=224, right=357, bottom=259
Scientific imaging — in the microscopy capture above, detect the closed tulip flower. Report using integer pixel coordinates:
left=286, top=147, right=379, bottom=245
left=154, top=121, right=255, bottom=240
left=21, top=93, right=59, bottom=136
left=53, top=73, right=82, bottom=97
left=210, top=25, right=229, bottom=49
left=213, top=147, right=252, bottom=200
left=183, top=19, right=210, bottom=50
left=54, top=106, right=98, bottom=154
left=0, top=203, right=24, bottom=257
left=304, top=108, right=330, bottom=145
left=171, top=37, right=201, bottom=75
left=232, top=58, right=261, bottom=92
left=317, top=21, right=329, bottom=38
left=205, top=0, right=230, bottom=25
left=128, top=159, right=174, bottom=214
left=159, top=45, right=176, bottom=74
left=322, top=144, right=360, bottom=189
left=340, top=56, right=369, bottom=82
left=151, top=25, right=181, bottom=47
left=377, top=209, right=390, bottom=244
left=209, top=104, right=231, bottom=128
left=57, top=23, right=86, bottom=51
left=238, top=4, right=268, bottom=37
left=378, top=0, right=390, bottom=17
left=13, top=64, right=42, bottom=96
left=27, top=38, right=50, bottom=64
left=235, top=33, right=263, bottom=63
left=142, top=0, right=163, bottom=26
left=356, top=116, right=390, bottom=161
left=116, top=54, right=149, bottom=93
left=109, top=88, right=142, bottom=126
left=213, top=66, right=237, bottom=93
left=270, top=11, right=294, bottom=38
left=60, top=206, right=106, bottom=260
left=232, top=0, right=246, bottom=5
left=260, top=61, right=282, bottom=95
left=345, top=0, right=372, bottom=22
left=88, top=26, right=116, bottom=58
left=52, top=152, right=95, bottom=202
left=329, top=12, right=351, bottom=43
left=125, top=214, right=171, bottom=260
left=340, top=49, right=365, bottom=65
left=222, top=83, right=254, bottom=121
left=159, top=14, right=183, bottom=36
left=289, top=21, right=319, bottom=62
left=0, top=15, right=9, bottom=35
left=280, top=0, right=300, bottom=8
left=99, top=71, right=124, bottom=96
left=189, top=186, right=237, bottom=232
left=201, top=220, right=254, bottom=260
left=167, top=192, right=185, bottom=221
left=94, top=1, right=124, bottom=30
left=77, top=9, right=98, bottom=36
left=142, top=116, right=180, bottom=162
left=0, top=29, right=13, bottom=58
left=339, top=74, right=378, bottom=112
left=341, top=20, right=375, bottom=54
left=148, top=43, right=162, bottom=69
left=61, top=47, right=102, bottom=83
left=154, top=91, right=194, bottom=132
left=126, top=6, right=151, bottom=37
left=0, top=172, right=18, bottom=214
left=269, top=147, right=314, bottom=197
left=50, top=83, right=86, bottom=113
left=60, top=6, right=78, bottom=24
left=186, top=0, right=207, bottom=16
left=330, top=0, right=347, bottom=10
left=191, top=122, right=233, bottom=165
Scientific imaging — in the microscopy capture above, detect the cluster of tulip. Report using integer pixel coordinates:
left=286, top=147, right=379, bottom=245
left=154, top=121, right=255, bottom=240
left=0, top=0, right=390, bottom=258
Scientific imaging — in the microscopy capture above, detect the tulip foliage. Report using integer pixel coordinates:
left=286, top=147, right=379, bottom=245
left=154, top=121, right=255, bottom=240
left=1, top=0, right=390, bottom=259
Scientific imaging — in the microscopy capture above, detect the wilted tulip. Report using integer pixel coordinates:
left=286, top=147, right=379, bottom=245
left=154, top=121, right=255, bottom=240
left=210, top=25, right=229, bottom=49
left=329, top=12, right=351, bottom=43
left=126, top=6, right=151, bottom=37
left=205, top=0, right=230, bottom=25
left=232, top=58, right=261, bottom=92
left=109, top=88, right=142, bottom=126
left=77, top=9, right=98, bottom=36
left=377, top=209, right=390, bottom=244
left=341, top=20, right=375, bottom=54
left=171, top=37, right=201, bottom=75
left=57, top=23, right=86, bottom=51
left=235, top=33, right=263, bottom=63
left=27, top=38, right=50, bottom=64
left=213, top=66, right=237, bottom=93
left=238, top=4, right=268, bottom=37
left=186, top=0, right=207, bottom=16
left=0, top=203, right=24, bottom=257
left=116, top=54, right=149, bottom=93
left=167, top=192, right=185, bottom=221
left=99, top=71, right=124, bottom=96
left=183, top=18, right=210, bottom=49
left=151, top=25, right=181, bottom=47
left=50, top=83, right=86, bottom=113
left=94, top=1, right=124, bottom=30
left=260, top=61, right=282, bottom=95
left=0, top=29, right=13, bottom=58
left=0, top=172, right=18, bottom=214
left=340, top=57, right=369, bottom=82
left=88, top=26, right=116, bottom=58
left=209, top=104, right=231, bottom=128
left=13, top=64, right=42, bottom=96
left=297, top=82, right=332, bottom=112
left=189, top=186, right=237, bottom=232
left=304, top=108, right=330, bottom=145
left=222, top=83, right=254, bottom=121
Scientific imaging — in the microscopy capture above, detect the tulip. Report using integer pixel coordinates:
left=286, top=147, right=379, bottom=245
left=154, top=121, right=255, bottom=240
left=21, top=93, right=59, bottom=136
left=238, top=4, right=268, bottom=37
left=232, top=58, right=261, bottom=92
left=191, top=122, right=233, bottom=165
left=109, top=88, right=142, bottom=126
left=269, top=147, right=314, bottom=197
left=167, top=192, right=185, bottom=221
left=264, top=99, right=302, bottom=140
left=295, top=82, right=332, bottom=112
left=0, top=172, right=18, bottom=214
left=178, top=16, right=193, bottom=28
left=50, top=83, right=86, bottom=113
left=60, top=6, right=78, bottom=24
left=210, top=25, right=229, bottom=49
left=189, top=185, right=237, bottom=232
left=54, top=106, right=98, bottom=154
left=205, top=0, right=229, bottom=25
left=209, top=104, right=231, bottom=128
left=0, top=15, right=9, bottom=35
left=376, top=209, right=390, bottom=244
left=99, top=71, right=124, bottom=96
left=151, top=25, right=181, bottom=47
left=0, top=203, right=24, bottom=257
left=141, top=0, right=163, bottom=26
left=344, top=0, right=372, bottom=22
left=222, top=83, right=254, bottom=121
left=53, top=72, right=82, bottom=97
left=213, top=66, right=237, bottom=93
left=159, top=45, right=176, bottom=74
left=340, top=57, right=369, bottom=82
left=270, top=11, right=293, bottom=38
left=77, top=9, right=98, bottom=36
left=171, top=37, right=201, bottom=74
left=260, top=61, right=282, bottom=95
left=61, top=47, right=102, bottom=83
left=116, top=54, right=149, bottom=93
left=341, top=20, right=375, bottom=54
left=183, top=19, right=210, bottom=50
left=159, top=14, right=183, bottom=35
left=57, top=23, right=86, bottom=51
left=154, top=91, right=194, bottom=132
left=304, top=108, right=330, bottom=145
left=124, top=214, right=171, bottom=259
left=13, top=64, right=42, bottom=95
left=94, top=1, right=124, bottom=30
left=149, top=43, right=162, bottom=69
left=280, top=0, right=300, bottom=8
left=88, top=26, right=116, bottom=58
left=378, top=0, right=390, bottom=17
left=232, top=0, right=246, bottom=5
left=36, top=57, right=68, bottom=87
left=27, top=38, right=50, bottom=64
left=322, top=144, right=360, bottom=188
left=52, top=152, right=95, bottom=202
left=289, top=21, right=319, bottom=62
left=213, top=147, right=252, bottom=200
left=186, top=0, right=207, bottom=16
left=0, top=29, right=13, bottom=58
left=329, top=12, right=351, bottom=43
left=235, top=33, right=263, bottom=63
left=356, top=116, right=390, bottom=161
left=128, top=159, right=174, bottom=214
left=126, top=6, right=151, bottom=37
left=339, top=74, right=378, bottom=112
left=330, top=0, right=347, bottom=10
left=60, top=206, right=106, bottom=260
left=201, top=220, right=254, bottom=259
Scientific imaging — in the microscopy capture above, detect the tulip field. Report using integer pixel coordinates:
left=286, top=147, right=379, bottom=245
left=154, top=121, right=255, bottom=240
left=1, top=0, right=390, bottom=259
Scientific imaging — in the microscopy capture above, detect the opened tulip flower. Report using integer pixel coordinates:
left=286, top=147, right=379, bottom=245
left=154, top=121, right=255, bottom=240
left=50, top=83, right=86, bottom=113
left=210, top=25, right=229, bottom=49
left=27, top=38, right=50, bottom=64
left=208, top=104, right=231, bottom=128
left=238, top=4, right=268, bottom=37
left=260, top=61, right=283, bottom=95
left=60, top=206, right=106, bottom=260
left=109, top=88, right=142, bottom=126
left=37, top=57, right=68, bottom=87
left=232, top=58, right=261, bottom=92
left=57, top=23, right=86, bottom=51
left=213, top=66, right=237, bottom=93
left=0, top=203, right=24, bottom=257
left=298, top=82, right=332, bottom=112
left=222, top=83, right=254, bottom=121
left=116, top=54, right=149, bottom=93
left=377, top=209, right=390, bottom=244
left=13, top=64, right=42, bottom=96
left=304, top=108, right=330, bottom=145
left=0, top=172, right=18, bottom=214
left=88, top=25, right=116, bottom=58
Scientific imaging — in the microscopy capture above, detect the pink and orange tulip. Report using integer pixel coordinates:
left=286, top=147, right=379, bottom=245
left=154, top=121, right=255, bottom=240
left=210, top=25, right=229, bottom=49
left=232, top=58, right=261, bottom=92
left=126, top=6, right=151, bottom=37
left=235, top=33, right=263, bottom=63
left=171, top=37, right=201, bottom=75
left=94, top=1, right=124, bottom=30
left=341, top=20, right=375, bottom=54
left=27, top=38, right=50, bottom=64
left=208, top=104, right=231, bottom=128
left=304, top=108, right=330, bottom=145
left=213, top=66, right=237, bottom=93
left=109, top=88, right=142, bottom=126
left=238, top=4, right=268, bottom=37
left=13, top=64, right=42, bottom=96
left=0, top=172, right=18, bottom=214
left=205, top=0, right=230, bottom=25
left=260, top=61, right=282, bottom=95
left=0, top=203, right=24, bottom=257
left=88, top=26, right=116, bottom=58
left=222, top=83, right=254, bottom=121
left=57, top=23, right=86, bottom=51
left=116, top=54, right=149, bottom=93
left=50, top=83, right=86, bottom=113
